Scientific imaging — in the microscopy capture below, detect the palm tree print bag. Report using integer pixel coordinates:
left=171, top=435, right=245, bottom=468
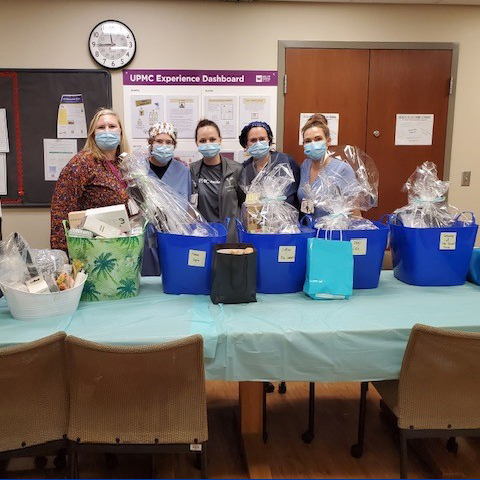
left=64, top=221, right=145, bottom=301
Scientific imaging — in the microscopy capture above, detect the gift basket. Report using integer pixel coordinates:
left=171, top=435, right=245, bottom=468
left=390, top=161, right=478, bottom=286
left=0, top=233, right=87, bottom=319
left=118, top=150, right=226, bottom=294
left=238, top=163, right=314, bottom=293
left=305, top=145, right=388, bottom=289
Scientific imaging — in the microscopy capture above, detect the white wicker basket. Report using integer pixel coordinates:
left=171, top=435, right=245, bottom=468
left=0, top=275, right=87, bottom=320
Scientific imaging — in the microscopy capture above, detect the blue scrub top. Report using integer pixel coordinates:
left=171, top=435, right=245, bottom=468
left=298, top=157, right=357, bottom=219
left=142, top=158, right=192, bottom=276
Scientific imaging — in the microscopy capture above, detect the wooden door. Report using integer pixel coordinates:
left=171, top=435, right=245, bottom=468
left=283, top=47, right=452, bottom=219
left=283, top=49, right=370, bottom=162
left=365, top=49, right=452, bottom=219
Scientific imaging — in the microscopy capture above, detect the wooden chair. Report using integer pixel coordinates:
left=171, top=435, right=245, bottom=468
left=350, top=324, right=480, bottom=478
left=0, top=332, right=69, bottom=471
left=66, top=334, right=208, bottom=478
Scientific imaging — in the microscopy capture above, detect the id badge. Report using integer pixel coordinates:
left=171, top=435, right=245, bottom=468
left=301, top=198, right=314, bottom=214
left=190, top=193, right=198, bottom=208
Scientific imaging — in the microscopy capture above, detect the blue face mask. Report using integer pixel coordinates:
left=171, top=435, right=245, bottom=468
left=152, top=144, right=174, bottom=165
left=247, top=140, right=270, bottom=160
left=304, top=140, right=327, bottom=161
left=198, top=143, right=221, bottom=159
left=95, top=132, right=121, bottom=151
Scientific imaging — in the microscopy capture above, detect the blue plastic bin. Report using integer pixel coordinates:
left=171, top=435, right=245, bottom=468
left=315, top=221, right=389, bottom=289
left=237, top=224, right=315, bottom=293
left=157, top=223, right=227, bottom=294
left=390, top=216, right=478, bottom=286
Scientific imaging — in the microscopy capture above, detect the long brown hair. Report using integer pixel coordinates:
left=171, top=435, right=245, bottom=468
left=83, top=108, right=130, bottom=160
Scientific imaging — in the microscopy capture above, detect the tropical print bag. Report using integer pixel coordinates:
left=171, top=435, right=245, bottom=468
left=64, top=222, right=145, bottom=301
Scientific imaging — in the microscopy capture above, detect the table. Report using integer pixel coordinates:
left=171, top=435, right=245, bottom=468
left=2, top=271, right=480, bottom=478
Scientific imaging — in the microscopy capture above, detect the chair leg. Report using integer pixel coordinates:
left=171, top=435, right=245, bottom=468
left=301, top=382, right=315, bottom=443
left=68, top=444, right=77, bottom=479
left=262, top=382, right=268, bottom=443
left=74, top=450, right=79, bottom=479
left=446, top=436, right=458, bottom=454
left=399, top=429, right=408, bottom=479
left=351, top=381, right=369, bottom=458
left=200, top=444, right=208, bottom=479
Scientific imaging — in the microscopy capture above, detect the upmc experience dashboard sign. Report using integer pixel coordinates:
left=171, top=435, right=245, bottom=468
left=123, top=69, right=278, bottom=86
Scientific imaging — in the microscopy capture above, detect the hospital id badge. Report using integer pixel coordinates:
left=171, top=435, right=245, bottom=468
left=190, top=193, right=198, bottom=207
left=301, top=198, right=314, bottom=214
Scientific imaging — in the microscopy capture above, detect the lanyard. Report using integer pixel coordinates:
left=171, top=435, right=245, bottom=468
left=106, top=160, right=127, bottom=189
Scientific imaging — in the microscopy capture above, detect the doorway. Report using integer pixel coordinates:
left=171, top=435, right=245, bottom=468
left=277, top=42, right=458, bottom=218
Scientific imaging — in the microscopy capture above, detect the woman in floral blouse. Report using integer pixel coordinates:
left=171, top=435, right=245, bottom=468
left=50, top=108, right=130, bottom=250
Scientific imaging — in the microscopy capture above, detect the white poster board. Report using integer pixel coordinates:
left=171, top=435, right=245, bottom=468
left=395, top=114, right=434, bottom=146
left=123, top=69, right=277, bottom=165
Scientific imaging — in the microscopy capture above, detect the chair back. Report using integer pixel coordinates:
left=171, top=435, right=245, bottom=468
left=0, top=332, right=68, bottom=452
left=66, top=334, right=208, bottom=445
left=398, top=324, right=480, bottom=430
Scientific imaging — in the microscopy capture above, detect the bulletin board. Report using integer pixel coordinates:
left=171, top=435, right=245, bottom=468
left=122, top=69, right=278, bottom=164
left=0, top=69, right=112, bottom=207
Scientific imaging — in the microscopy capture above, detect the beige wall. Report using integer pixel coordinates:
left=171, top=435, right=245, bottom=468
left=2, top=0, right=480, bottom=247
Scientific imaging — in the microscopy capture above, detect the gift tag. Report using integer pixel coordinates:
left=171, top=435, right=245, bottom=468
left=188, top=249, right=206, bottom=267
left=245, top=192, right=260, bottom=204
left=190, top=193, right=198, bottom=208
left=439, top=232, right=457, bottom=250
left=351, top=238, right=367, bottom=256
left=278, top=246, right=296, bottom=262
left=300, top=198, right=314, bottom=214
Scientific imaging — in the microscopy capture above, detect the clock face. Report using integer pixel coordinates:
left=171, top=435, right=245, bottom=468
left=89, top=20, right=136, bottom=69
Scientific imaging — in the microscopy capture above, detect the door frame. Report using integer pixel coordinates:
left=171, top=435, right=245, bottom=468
left=277, top=41, right=459, bottom=180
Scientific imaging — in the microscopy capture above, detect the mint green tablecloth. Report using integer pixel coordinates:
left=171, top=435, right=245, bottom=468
left=1, top=272, right=480, bottom=382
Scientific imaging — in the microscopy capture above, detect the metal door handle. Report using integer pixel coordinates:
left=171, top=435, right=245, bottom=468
left=373, top=130, right=380, bottom=138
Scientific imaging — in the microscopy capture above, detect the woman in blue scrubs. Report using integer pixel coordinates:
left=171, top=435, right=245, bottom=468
left=298, top=114, right=360, bottom=218
left=142, top=121, right=191, bottom=275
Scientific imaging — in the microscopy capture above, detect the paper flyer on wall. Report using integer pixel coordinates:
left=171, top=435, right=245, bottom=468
left=57, top=94, right=87, bottom=138
left=394, top=114, right=434, bottom=146
left=204, top=96, right=238, bottom=139
left=239, top=96, right=271, bottom=126
left=166, top=96, right=199, bottom=139
left=175, top=150, right=200, bottom=165
left=0, top=153, right=7, bottom=195
left=131, top=95, right=164, bottom=139
left=43, top=139, right=77, bottom=181
left=298, top=113, right=339, bottom=146
left=0, top=109, right=9, bottom=153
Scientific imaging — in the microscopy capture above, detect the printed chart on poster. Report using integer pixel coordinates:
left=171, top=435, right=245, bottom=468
left=123, top=69, right=277, bottom=165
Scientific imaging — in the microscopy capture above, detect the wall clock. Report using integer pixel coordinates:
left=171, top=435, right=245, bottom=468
left=89, top=20, right=136, bottom=69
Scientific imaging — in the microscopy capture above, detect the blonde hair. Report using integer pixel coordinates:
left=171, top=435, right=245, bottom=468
left=83, top=108, right=130, bottom=160
left=302, top=113, right=330, bottom=139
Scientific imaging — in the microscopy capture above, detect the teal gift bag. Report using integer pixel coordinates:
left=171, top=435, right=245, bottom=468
left=303, top=235, right=354, bottom=300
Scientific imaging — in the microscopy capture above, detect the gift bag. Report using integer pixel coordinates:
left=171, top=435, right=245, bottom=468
left=210, top=243, right=257, bottom=304
left=303, top=236, right=353, bottom=300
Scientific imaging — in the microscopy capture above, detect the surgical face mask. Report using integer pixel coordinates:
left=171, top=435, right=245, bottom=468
left=198, top=143, right=220, bottom=159
left=247, top=140, right=270, bottom=160
left=95, top=132, right=121, bottom=151
left=152, top=144, right=174, bottom=165
left=304, top=140, right=327, bottom=161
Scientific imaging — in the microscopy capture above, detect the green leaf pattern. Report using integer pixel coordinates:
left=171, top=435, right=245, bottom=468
left=66, top=231, right=145, bottom=302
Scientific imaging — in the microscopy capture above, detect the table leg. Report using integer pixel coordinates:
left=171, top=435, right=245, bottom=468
left=239, top=381, right=272, bottom=479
